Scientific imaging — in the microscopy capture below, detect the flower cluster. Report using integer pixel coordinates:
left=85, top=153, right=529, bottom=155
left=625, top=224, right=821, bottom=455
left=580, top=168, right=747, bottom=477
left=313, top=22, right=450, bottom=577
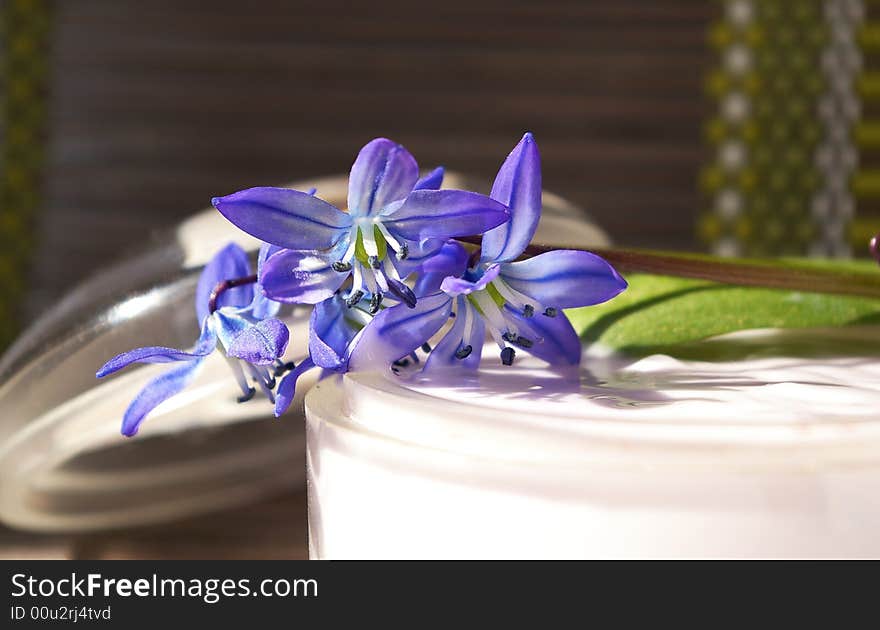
left=98, top=134, right=627, bottom=436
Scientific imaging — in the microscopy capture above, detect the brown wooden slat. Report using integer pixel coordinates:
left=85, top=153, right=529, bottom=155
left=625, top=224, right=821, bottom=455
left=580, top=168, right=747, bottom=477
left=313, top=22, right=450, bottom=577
left=31, top=1, right=710, bottom=315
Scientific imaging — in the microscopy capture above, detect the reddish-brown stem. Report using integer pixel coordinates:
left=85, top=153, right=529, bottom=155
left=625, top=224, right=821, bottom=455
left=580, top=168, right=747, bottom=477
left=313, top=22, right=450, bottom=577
left=207, top=236, right=880, bottom=311
left=457, top=236, right=880, bottom=300
left=208, top=274, right=258, bottom=314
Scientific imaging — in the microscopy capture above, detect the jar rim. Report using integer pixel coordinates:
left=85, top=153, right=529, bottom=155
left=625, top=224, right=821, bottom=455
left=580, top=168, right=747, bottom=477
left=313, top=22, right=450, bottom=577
left=307, top=331, right=880, bottom=474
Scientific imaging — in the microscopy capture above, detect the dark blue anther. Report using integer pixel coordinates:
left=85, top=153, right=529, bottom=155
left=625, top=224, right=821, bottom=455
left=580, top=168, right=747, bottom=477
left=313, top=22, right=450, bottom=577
left=237, top=387, right=256, bottom=403
left=273, top=360, right=296, bottom=378
left=455, top=345, right=473, bottom=359
left=346, top=290, right=364, bottom=307
left=500, top=347, right=515, bottom=366
left=515, top=336, right=533, bottom=348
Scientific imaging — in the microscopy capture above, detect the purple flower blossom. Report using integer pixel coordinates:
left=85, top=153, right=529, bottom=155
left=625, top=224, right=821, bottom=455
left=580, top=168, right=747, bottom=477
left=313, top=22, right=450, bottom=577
left=98, top=134, right=631, bottom=437
left=211, top=138, right=510, bottom=313
left=273, top=291, right=373, bottom=417
left=96, top=243, right=290, bottom=436
left=351, top=133, right=627, bottom=371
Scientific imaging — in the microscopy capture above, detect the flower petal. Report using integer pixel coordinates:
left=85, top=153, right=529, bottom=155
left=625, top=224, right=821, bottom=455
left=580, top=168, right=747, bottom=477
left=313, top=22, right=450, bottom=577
left=212, top=187, right=352, bottom=250
left=259, top=247, right=348, bottom=304
left=309, top=296, right=359, bottom=370
left=227, top=318, right=290, bottom=366
left=411, top=239, right=470, bottom=297
left=500, top=250, right=627, bottom=309
left=249, top=243, right=285, bottom=319
left=96, top=322, right=217, bottom=378
left=424, top=297, right=485, bottom=371
left=505, top=307, right=582, bottom=365
left=275, top=357, right=315, bottom=417
left=413, top=166, right=445, bottom=191
left=257, top=241, right=283, bottom=277
left=439, top=264, right=500, bottom=297
left=195, top=242, right=253, bottom=322
left=348, top=292, right=453, bottom=371
left=481, top=132, right=542, bottom=263
left=385, top=276, right=417, bottom=308
left=121, top=359, right=205, bottom=436
left=213, top=309, right=253, bottom=349
left=347, top=138, right=419, bottom=217
left=382, top=190, right=509, bottom=241
left=249, top=286, right=281, bottom=320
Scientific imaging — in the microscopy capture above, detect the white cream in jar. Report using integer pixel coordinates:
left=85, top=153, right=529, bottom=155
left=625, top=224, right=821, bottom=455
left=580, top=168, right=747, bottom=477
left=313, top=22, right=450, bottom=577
left=306, top=327, right=880, bottom=558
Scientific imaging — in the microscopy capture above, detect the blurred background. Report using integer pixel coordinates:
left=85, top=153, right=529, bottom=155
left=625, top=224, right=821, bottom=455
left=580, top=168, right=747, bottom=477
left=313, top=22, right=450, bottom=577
left=1, top=0, right=877, bottom=557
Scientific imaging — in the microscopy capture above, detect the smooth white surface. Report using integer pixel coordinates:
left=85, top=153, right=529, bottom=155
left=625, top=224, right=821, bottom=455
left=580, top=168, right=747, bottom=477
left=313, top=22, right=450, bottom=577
left=306, top=329, right=880, bottom=558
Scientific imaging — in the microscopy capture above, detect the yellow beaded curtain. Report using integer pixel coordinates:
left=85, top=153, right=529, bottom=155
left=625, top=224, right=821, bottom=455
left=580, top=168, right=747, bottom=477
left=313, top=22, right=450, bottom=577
left=0, top=0, right=52, bottom=349
left=855, top=3, right=880, bottom=247
left=700, top=0, right=872, bottom=258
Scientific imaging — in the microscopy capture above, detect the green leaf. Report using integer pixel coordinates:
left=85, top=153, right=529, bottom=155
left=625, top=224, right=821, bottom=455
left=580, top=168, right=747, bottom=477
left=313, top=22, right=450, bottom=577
left=566, top=260, right=880, bottom=360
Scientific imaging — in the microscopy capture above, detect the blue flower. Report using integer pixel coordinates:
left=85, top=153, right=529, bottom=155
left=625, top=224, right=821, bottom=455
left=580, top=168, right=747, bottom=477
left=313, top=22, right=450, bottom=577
left=211, top=138, right=510, bottom=313
left=351, top=133, right=628, bottom=371
left=96, top=243, right=290, bottom=436
left=273, top=291, right=373, bottom=417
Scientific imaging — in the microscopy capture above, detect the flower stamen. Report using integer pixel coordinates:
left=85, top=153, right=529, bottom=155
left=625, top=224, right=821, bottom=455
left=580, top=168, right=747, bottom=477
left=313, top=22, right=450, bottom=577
left=490, top=278, right=545, bottom=320
left=247, top=364, right=276, bottom=403
left=362, top=267, right=379, bottom=297
left=225, top=356, right=254, bottom=401
left=461, top=298, right=475, bottom=341
left=339, top=226, right=359, bottom=264
left=376, top=221, right=408, bottom=260
left=361, top=224, right=380, bottom=258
